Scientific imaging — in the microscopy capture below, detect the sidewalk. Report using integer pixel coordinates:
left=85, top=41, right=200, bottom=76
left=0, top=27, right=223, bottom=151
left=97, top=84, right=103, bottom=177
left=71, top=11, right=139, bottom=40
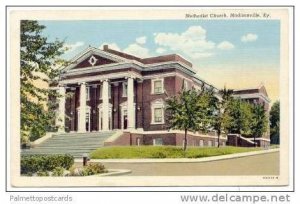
left=75, top=148, right=279, bottom=163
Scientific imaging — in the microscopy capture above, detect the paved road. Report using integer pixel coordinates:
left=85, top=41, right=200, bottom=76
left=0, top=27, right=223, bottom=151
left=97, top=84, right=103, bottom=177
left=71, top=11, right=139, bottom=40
left=99, top=152, right=279, bottom=176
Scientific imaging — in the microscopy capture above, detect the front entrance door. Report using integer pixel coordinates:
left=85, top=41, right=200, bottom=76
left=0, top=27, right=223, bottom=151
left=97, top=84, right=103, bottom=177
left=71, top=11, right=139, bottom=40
left=123, top=110, right=128, bottom=130
left=85, top=112, right=90, bottom=132
left=123, top=116, right=128, bottom=130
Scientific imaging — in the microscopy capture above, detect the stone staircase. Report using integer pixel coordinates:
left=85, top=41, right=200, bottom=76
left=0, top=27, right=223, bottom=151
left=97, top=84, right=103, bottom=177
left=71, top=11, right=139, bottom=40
left=21, top=131, right=116, bottom=158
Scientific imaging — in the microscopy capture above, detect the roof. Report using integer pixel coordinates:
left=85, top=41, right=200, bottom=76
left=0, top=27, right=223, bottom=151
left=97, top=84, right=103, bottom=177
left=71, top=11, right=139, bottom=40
left=103, top=45, right=193, bottom=67
left=233, top=83, right=269, bottom=98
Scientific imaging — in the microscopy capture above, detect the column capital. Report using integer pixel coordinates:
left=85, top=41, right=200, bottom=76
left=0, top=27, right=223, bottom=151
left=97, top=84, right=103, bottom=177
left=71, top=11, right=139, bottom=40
left=125, top=75, right=136, bottom=80
left=100, top=79, right=110, bottom=83
left=78, top=82, right=86, bottom=85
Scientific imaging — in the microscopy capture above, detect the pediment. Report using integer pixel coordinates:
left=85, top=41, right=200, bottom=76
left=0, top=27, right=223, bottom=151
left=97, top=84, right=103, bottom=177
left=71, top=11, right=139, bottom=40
left=62, top=47, right=127, bottom=72
left=73, top=54, right=117, bottom=69
left=258, top=85, right=268, bottom=97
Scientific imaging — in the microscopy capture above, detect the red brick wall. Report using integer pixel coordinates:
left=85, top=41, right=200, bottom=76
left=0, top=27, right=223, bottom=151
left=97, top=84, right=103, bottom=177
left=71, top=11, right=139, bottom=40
left=104, top=132, right=227, bottom=147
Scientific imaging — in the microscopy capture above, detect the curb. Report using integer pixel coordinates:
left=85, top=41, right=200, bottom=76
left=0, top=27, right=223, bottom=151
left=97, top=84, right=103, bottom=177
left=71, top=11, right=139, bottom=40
left=75, top=148, right=279, bottom=163
left=90, top=169, right=132, bottom=176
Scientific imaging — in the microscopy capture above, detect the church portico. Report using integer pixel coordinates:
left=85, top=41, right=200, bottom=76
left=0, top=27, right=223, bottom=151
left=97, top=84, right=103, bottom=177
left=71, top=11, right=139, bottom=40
left=59, top=73, right=139, bottom=133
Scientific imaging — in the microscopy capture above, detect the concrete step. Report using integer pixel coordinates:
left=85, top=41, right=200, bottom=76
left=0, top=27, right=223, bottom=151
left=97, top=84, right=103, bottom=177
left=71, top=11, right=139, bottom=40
left=21, top=131, right=117, bottom=158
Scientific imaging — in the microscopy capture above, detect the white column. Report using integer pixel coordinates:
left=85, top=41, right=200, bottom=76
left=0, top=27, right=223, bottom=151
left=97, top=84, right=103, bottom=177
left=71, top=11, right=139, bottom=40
left=78, top=82, right=87, bottom=132
left=127, top=77, right=135, bottom=130
left=102, top=79, right=109, bottom=131
left=57, top=85, right=65, bottom=132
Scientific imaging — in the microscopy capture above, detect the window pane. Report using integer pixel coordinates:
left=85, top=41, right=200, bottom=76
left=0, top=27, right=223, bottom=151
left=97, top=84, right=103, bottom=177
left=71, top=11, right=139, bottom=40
left=123, top=83, right=128, bottom=97
left=154, top=108, right=162, bottom=122
left=154, top=138, right=163, bottom=146
left=154, top=80, right=162, bottom=93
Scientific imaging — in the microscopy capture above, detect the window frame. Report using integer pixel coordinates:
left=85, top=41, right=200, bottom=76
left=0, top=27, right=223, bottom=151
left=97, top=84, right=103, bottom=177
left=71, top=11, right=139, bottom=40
left=122, top=82, right=128, bottom=97
left=151, top=99, right=165, bottom=125
left=151, top=78, right=164, bottom=94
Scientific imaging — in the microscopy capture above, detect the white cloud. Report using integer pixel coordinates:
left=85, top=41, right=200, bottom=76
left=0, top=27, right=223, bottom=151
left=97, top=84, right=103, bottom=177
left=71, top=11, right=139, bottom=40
left=217, top=41, right=235, bottom=50
left=136, top=36, right=147, bottom=44
left=123, top=43, right=151, bottom=58
left=99, top=42, right=121, bottom=51
left=154, top=26, right=215, bottom=59
left=64, top=41, right=85, bottom=52
left=241, top=33, right=258, bottom=42
left=156, top=47, right=166, bottom=54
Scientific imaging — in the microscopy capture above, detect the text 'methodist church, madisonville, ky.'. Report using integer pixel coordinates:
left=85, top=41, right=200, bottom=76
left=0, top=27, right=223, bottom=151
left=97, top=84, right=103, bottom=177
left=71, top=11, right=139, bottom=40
left=55, top=45, right=271, bottom=147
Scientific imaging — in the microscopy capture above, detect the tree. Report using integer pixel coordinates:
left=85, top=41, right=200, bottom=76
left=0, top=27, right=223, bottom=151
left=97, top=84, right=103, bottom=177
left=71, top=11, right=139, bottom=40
left=226, top=98, right=253, bottom=135
left=20, top=20, right=65, bottom=144
left=166, top=88, right=212, bottom=151
left=212, top=87, right=234, bottom=147
left=270, top=101, right=280, bottom=144
left=250, top=104, right=268, bottom=146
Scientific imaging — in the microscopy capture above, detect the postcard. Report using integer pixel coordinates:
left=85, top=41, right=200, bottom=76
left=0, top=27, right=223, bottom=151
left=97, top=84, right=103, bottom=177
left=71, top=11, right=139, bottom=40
left=8, top=7, right=292, bottom=188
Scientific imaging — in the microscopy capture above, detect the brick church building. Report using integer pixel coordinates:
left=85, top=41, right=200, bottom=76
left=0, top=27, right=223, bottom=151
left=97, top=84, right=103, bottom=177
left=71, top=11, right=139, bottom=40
left=55, top=45, right=270, bottom=147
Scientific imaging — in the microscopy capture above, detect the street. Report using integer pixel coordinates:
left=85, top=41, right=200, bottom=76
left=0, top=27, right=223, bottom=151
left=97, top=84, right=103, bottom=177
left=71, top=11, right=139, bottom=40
left=100, top=151, right=279, bottom=176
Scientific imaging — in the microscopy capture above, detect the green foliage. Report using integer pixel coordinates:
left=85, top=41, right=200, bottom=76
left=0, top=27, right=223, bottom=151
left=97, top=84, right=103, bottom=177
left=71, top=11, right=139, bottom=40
left=81, top=163, right=107, bottom=176
left=211, top=87, right=234, bottom=147
left=226, top=98, right=253, bottom=135
left=251, top=104, right=268, bottom=144
left=270, top=101, right=280, bottom=144
left=21, top=154, right=74, bottom=175
left=68, top=163, right=107, bottom=176
left=52, top=167, right=65, bottom=177
left=20, top=20, right=66, bottom=143
left=36, top=171, right=49, bottom=177
left=89, top=146, right=260, bottom=159
left=166, top=87, right=214, bottom=151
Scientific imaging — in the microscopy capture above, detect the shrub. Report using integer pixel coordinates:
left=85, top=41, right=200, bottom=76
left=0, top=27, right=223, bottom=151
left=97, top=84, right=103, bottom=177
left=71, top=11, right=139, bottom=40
left=21, top=154, right=74, bottom=175
left=151, top=151, right=167, bottom=158
left=81, top=163, right=107, bottom=176
left=52, top=167, right=65, bottom=177
left=68, top=163, right=107, bottom=176
left=36, top=171, right=49, bottom=176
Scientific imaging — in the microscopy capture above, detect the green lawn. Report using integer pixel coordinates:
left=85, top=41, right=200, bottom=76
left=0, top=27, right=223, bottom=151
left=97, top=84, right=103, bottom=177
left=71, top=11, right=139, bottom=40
left=89, top=146, right=262, bottom=159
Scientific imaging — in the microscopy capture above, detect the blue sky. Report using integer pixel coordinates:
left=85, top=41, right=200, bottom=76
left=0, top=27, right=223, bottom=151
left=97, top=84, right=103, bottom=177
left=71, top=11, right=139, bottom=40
left=40, top=20, right=280, bottom=102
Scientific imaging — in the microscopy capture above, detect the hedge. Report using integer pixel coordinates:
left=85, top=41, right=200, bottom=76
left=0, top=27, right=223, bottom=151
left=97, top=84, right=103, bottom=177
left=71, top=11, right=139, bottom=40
left=21, top=154, right=74, bottom=175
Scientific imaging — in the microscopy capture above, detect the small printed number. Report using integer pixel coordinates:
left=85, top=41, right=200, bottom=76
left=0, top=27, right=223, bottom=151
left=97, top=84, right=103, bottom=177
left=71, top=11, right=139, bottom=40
left=262, top=176, right=279, bottom=179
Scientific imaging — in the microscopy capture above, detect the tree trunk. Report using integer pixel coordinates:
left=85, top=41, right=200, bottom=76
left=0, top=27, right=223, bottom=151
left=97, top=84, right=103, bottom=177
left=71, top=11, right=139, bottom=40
left=253, top=135, right=256, bottom=147
left=183, top=128, right=188, bottom=151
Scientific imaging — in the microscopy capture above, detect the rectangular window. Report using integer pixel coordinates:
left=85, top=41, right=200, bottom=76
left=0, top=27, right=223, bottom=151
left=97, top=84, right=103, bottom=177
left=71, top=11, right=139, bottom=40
left=154, top=80, right=162, bottom=94
left=153, top=138, right=163, bottom=146
left=86, top=87, right=90, bottom=101
left=154, top=108, right=163, bottom=123
left=208, top=141, right=212, bottom=147
left=122, top=82, right=128, bottom=97
left=183, top=79, right=188, bottom=90
left=199, top=140, right=204, bottom=147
